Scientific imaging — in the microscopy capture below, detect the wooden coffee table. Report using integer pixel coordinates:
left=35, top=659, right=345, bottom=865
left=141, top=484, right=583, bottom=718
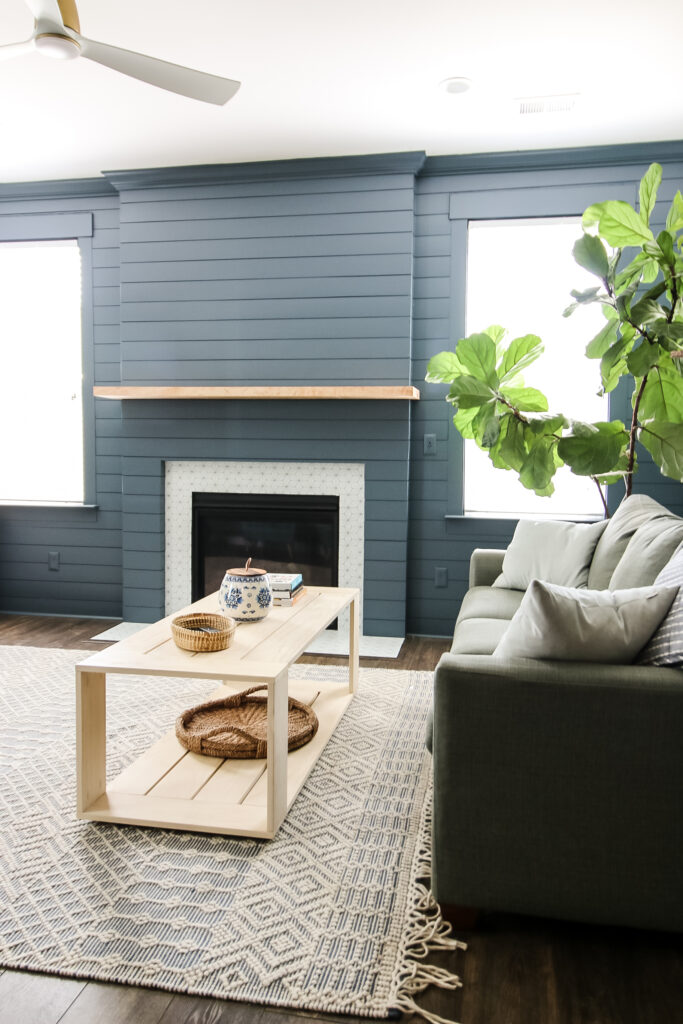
left=75, top=586, right=359, bottom=839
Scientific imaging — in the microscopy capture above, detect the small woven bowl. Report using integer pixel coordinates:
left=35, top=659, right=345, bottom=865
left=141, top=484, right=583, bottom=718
left=171, top=612, right=236, bottom=652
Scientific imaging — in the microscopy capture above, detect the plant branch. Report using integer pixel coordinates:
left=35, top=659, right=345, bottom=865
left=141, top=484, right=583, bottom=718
left=591, top=476, right=610, bottom=518
left=626, top=373, right=649, bottom=497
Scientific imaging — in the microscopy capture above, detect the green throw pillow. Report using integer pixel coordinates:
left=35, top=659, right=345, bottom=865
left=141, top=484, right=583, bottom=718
left=493, top=518, right=608, bottom=591
left=494, top=579, right=678, bottom=663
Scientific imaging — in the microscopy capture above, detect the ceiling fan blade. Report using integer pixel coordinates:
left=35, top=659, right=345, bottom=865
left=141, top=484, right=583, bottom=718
left=79, top=37, right=240, bottom=105
left=22, top=0, right=65, bottom=28
left=0, top=39, right=34, bottom=61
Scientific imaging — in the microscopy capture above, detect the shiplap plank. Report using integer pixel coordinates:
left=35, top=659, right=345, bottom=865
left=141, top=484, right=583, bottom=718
left=119, top=189, right=414, bottom=222
left=120, top=233, right=413, bottom=263
left=120, top=253, right=412, bottom=282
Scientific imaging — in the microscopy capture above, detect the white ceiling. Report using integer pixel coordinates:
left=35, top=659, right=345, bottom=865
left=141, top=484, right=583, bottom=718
left=2, top=0, right=682, bottom=183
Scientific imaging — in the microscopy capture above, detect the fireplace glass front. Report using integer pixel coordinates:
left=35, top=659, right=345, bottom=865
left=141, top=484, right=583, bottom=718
left=192, top=492, right=340, bottom=603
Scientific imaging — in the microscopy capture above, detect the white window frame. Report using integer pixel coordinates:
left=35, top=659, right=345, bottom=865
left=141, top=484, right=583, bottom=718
left=445, top=179, right=638, bottom=520
left=0, top=211, right=95, bottom=507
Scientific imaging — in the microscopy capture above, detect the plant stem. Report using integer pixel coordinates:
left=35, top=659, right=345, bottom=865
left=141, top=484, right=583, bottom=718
left=591, top=477, right=610, bottom=518
left=626, top=373, right=649, bottom=497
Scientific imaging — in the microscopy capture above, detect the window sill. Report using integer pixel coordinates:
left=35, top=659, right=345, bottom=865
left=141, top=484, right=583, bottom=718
left=445, top=512, right=602, bottom=523
left=0, top=501, right=99, bottom=509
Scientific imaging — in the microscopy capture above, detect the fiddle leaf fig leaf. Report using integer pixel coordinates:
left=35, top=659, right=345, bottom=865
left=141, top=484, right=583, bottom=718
left=499, top=386, right=549, bottom=412
left=600, top=335, right=633, bottom=392
left=447, top=375, right=496, bottom=409
left=490, top=416, right=528, bottom=471
left=425, top=350, right=463, bottom=383
left=452, top=405, right=479, bottom=439
left=586, top=319, right=618, bottom=359
left=656, top=229, right=676, bottom=266
left=455, top=333, right=499, bottom=386
left=483, top=324, right=507, bottom=349
left=570, top=286, right=602, bottom=304
left=630, top=296, right=667, bottom=325
left=519, top=436, right=557, bottom=494
left=665, top=190, right=683, bottom=233
left=639, top=420, right=683, bottom=480
left=596, top=454, right=632, bottom=485
left=527, top=413, right=568, bottom=436
left=639, top=163, right=662, bottom=225
left=626, top=341, right=660, bottom=377
left=557, top=421, right=627, bottom=476
left=638, top=362, right=683, bottom=421
left=472, top=402, right=500, bottom=448
left=587, top=200, right=654, bottom=247
left=573, top=233, right=610, bottom=279
left=499, top=334, right=544, bottom=381
left=641, top=258, right=660, bottom=283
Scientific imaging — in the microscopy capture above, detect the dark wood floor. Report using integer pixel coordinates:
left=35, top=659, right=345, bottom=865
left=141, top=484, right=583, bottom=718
left=1, top=614, right=682, bottom=1024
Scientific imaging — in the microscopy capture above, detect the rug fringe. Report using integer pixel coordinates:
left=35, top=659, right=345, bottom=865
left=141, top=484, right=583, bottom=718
left=390, top=788, right=466, bottom=1024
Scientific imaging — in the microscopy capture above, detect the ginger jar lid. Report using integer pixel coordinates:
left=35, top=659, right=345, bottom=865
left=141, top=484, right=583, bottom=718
left=227, top=557, right=268, bottom=577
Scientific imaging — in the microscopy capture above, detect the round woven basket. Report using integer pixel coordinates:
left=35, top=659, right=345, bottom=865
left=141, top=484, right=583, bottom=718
left=175, top=685, right=318, bottom=758
left=171, top=612, right=236, bottom=652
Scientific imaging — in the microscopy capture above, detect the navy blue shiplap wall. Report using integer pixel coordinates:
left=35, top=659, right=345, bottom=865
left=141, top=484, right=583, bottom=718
left=408, top=150, right=683, bottom=635
left=1, top=144, right=682, bottom=633
left=0, top=186, right=122, bottom=617
left=111, top=158, right=422, bottom=630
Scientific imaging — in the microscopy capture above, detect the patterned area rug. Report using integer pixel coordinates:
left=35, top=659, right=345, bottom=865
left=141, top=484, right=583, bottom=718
left=0, top=647, right=463, bottom=1020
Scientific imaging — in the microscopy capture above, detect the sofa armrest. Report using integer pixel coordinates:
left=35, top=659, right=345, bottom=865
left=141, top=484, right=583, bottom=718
left=431, top=653, right=683, bottom=930
left=468, top=548, right=506, bottom=588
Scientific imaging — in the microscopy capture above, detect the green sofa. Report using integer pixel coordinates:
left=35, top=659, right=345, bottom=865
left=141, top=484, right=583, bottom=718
left=430, top=493, right=683, bottom=931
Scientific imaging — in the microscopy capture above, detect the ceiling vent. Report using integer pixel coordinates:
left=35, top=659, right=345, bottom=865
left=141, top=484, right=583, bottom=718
left=517, top=94, right=579, bottom=115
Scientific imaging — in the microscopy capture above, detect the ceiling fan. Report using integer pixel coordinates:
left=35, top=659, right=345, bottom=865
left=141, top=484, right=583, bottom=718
left=0, top=0, right=240, bottom=105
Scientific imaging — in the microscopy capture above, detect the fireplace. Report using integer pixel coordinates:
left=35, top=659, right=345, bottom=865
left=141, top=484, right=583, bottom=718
left=165, top=461, right=365, bottom=633
left=191, top=491, right=339, bottom=601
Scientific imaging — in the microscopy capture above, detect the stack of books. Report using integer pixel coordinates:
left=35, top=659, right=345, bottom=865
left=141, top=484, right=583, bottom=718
left=269, top=572, right=304, bottom=607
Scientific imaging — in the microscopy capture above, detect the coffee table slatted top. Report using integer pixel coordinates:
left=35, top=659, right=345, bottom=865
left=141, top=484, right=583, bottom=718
left=79, top=586, right=358, bottom=680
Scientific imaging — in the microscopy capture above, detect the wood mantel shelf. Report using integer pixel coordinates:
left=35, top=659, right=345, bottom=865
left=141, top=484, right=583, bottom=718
left=93, top=385, right=420, bottom=400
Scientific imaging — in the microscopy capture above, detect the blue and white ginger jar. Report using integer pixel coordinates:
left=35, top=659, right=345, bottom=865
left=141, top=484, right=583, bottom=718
left=219, top=557, right=272, bottom=622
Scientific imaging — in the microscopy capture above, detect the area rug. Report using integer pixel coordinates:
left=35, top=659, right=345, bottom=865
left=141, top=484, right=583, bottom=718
left=0, top=648, right=464, bottom=1021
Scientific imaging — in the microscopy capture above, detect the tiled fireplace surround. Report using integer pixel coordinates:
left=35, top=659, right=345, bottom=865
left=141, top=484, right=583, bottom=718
left=165, top=460, right=366, bottom=637
left=120, top=400, right=412, bottom=638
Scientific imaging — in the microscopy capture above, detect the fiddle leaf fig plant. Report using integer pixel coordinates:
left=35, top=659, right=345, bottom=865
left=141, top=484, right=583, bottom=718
left=426, top=162, right=683, bottom=513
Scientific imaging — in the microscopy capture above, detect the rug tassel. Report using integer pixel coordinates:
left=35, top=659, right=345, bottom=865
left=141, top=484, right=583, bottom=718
left=390, top=788, right=466, bottom=1024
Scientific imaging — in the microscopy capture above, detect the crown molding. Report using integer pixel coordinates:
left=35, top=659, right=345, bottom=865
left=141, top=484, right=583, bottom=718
left=422, top=139, right=683, bottom=177
left=0, top=177, right=116, bottom=201
left=103, top=151, right=427, bottom=191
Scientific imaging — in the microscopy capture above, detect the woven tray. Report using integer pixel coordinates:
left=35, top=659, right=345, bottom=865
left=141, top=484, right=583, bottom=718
left=175, top=684, right=319, bottom=758
left=171, top=613, right=236, bottom=652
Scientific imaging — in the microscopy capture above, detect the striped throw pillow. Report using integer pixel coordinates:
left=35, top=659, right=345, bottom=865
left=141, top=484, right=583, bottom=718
left=638, top=548, right=683, bottom=667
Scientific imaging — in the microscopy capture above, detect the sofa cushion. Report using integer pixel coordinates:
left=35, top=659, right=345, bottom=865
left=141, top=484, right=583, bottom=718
left=493, top=517, right=607, bottom=591
left=451, top=617, right=510, bottom=656
left=588, top=493, right=678, bottom=589
left=609, top=522, right=683, bottom=589
left=456, top=586, right=525, bottom=625
left=493, top=578, right=678, bottom=663
left=638, top=549, right=683, bottom=667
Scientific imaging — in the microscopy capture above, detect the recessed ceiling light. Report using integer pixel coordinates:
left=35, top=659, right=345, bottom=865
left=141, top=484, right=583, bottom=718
left=439, top=77, right=472, bottom=95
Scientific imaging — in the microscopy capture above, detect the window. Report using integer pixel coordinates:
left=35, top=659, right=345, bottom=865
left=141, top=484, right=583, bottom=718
left=464, top=217, right=610, bottom=518
left=0, top=239, right=85, bottom=503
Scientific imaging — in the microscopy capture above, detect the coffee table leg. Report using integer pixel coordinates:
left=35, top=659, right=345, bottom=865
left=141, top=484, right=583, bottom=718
left=349, top=594, right=359, bottom=694
left=266, top=669, right=289, bottom=836
left=76, top=669, right=107, bottom=816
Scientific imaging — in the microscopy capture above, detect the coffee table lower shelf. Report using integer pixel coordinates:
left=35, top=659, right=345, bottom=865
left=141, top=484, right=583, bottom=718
left=79, top=677, right=352, bottom=839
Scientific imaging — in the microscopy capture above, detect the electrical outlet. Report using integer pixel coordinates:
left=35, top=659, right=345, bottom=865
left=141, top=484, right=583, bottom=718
left=48, top=551, right=60, bottom=571
left=434, top=566, right=448, bottom=588
left=423, top=433, right=437, bottom=456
